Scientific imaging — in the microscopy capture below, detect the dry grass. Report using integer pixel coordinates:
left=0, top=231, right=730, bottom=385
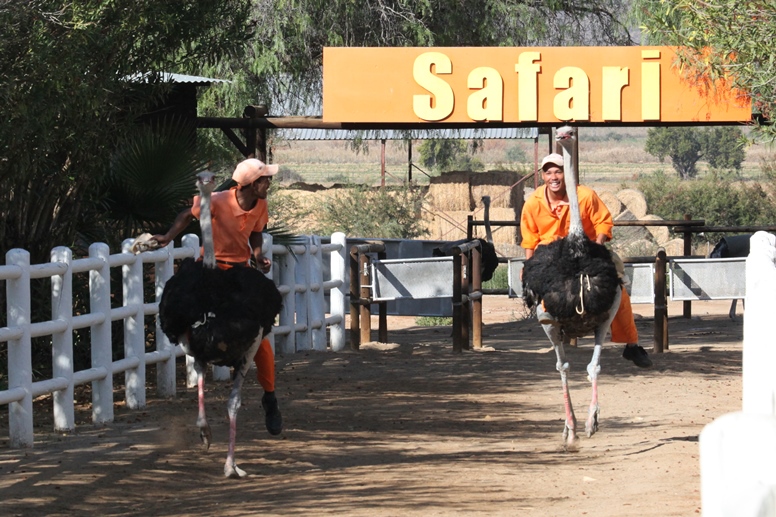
left=272, top=127, right=775, bottom=187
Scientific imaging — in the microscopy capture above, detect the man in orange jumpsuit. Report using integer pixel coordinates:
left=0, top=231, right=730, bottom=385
left=153, top=158, right=285, bottom=432
left=520, top=153, right=652, bottom=368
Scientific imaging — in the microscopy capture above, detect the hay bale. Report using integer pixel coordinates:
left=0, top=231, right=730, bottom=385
left=598, top=190, right=624, bottom=218
left=427, top=182, right=470, bottom=211
left=426, top=210, right=470, bottom=241
left=471, top=184, right=520, bottom=209
left=616, top=189, right=648, bottom=218
left=613, top=209, right=650, bottom=243
left=475, top=207, right=518, bottom=245
left=611, top=238, right=658, bottom=258
left=641, top=214, right=670, bottom=245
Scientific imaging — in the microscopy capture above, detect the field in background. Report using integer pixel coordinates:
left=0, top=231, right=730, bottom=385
left=272, top=126, right=775, bottom=187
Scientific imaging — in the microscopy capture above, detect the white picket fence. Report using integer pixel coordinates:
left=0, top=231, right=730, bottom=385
left=0, top=232, right=348, bottom=448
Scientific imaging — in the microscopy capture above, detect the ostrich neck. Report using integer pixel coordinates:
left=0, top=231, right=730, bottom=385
left=483, top=199, right=494, bottom=244
left=559, top=142, right=584, bottom=237
left=199, top=190, right=216, bottom=268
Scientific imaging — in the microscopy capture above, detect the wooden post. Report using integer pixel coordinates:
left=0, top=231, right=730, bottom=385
left=349, top=247, right=361, bottom=349
left=359, top=252, right=372, bottom=345
left=452, top=252, right=463, bottom=353
left=683, top=213, right=693, bottom=318
left=408, top=141, right=413, bottom=182
left=380, top=138, right=386, bottom=188
left=654, top=249, right=668, bottom=353
left=461, top=251, right=470, bottom=351
left=472, top=245, right=482, bottom=349
left=377, top=249, right=388, bottom=343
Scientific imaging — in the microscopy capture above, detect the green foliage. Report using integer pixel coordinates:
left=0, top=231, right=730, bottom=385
left=195, top=1, right=636, bottom=125
left=645, top=126, right=747, bottom=179
left=418, top=140, right=484, bottom=173
left=638, top=1, right=776, bottom=142
left=645, top=127, right=703, bottom=179
left=637, top=170, right=776, bottom=227
left=304, top=183, right=428, bottom=239
left=0, top=1, right=251, bottom=261
left=505, top=145, right=528, bottom=163
left=482, top=264, right=509, bottom=291
left=703, top=126, right=745, bottom=171
left=415, top=316, right=453, bottom=327
left=81, top=119, right=210, bottom=248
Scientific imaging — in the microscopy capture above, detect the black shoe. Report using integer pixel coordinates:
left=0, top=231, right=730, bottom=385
left=262, top=391, right=283, bottom=435
left=623, top=344, right=653, bottom=368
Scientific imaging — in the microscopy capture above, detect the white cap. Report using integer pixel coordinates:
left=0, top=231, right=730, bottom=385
left=540, top=153, right=564, bottom=170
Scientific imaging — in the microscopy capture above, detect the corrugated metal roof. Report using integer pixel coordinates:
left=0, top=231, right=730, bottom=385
left=276, top=127, right=538, bottom=141
left=124, top=72, right=230, bottom=85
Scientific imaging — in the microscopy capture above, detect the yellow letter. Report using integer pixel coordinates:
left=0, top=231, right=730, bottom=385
left=467, top=67, right=503, bottom=121
left=641, top=49, right=661, bottom=120
left=601, top=67, right=629, bottom=120
left=553, top=67, right=590, bottom=121
left=514, top=51, right=541, bottom=121
left=413, top=52, right=454, bottom=121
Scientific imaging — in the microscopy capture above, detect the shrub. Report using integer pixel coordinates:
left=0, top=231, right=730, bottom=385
left=637, top=170, right=776, bottom=227
left=307, top=183, right=429, bottom=239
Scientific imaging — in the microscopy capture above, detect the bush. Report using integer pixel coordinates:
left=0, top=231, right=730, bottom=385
left=304, top=183, right=429, bottom=239
left=637, top=170, right=776, bottom=227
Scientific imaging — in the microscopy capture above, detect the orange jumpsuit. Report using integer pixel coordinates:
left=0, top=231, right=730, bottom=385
left=192, top=188, right=276, bottom=391
left=520, top=185, right=639, bottom=344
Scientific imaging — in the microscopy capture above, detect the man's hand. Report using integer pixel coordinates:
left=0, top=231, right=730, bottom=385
left=255, top=256, right=271, bottom=274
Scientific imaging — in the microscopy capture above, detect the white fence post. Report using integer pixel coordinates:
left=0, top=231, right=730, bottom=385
left=295, top=239, right=311, bottom=350
left=700, top=231, right=776, bottom=516
left=121, top=239, right=146, bottom=409
left=6, top=249, right=33, bottom=447
left=263, top=233, right=277, bottom=354
left=88, top=242, right=114, bottom=423
left=51, top=246, right=75, bottom=431
left=309, top=236, right=327, bottom=351
left=155, top=242, right=177, bottom=397
left=277, top=247, right=297, bottom=354
left=329, top=232, right=347, bottom=352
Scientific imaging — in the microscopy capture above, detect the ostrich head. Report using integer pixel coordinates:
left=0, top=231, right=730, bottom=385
left=196, top=170, right=217, bottom=195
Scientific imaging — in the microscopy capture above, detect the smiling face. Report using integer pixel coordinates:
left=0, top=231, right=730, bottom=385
left=542, top=165, right=566, bottom=198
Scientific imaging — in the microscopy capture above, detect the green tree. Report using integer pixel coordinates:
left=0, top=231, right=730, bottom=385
left=637, top=169, right=776, bottom=227
left=637, top=1, right=776, bottom=141
left=702, top=126, right=746, bottom=171
left=0, top=1, right=251, bottom=261
left=645, top=127, right=703, bottom=179
left=194, top=1, right=637, bottom=126
left=418, top=140, right=484, bottom=173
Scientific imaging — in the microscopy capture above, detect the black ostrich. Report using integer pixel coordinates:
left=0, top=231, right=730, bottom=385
left=521, top=126, right=622, bottom=449
left=158, top=171, right=282, bottom=478
left=433, top=195, right=499, bottom=282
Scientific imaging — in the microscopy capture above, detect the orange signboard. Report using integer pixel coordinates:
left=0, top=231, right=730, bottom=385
left=322, top=47, right=750, bottom=124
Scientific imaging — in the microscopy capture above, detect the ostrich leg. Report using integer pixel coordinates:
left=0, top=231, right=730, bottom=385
left=585, top=287, right=622, bottom=438
left=224, top=337, right=263, bottom=479
left=542, top=321, right=578, bottom=449
left=194, top=361, right=212, bottom=449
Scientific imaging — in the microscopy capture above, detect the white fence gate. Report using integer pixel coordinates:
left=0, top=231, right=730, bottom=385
left=0, top=232, right=347, bottom=448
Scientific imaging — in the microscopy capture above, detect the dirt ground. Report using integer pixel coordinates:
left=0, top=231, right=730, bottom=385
left=0, top=297, right=744, bottom=516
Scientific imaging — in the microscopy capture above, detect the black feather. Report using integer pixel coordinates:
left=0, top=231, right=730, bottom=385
left=522, top=234, right=620, bottom=338
left=159, top=259, right=282, bottom=368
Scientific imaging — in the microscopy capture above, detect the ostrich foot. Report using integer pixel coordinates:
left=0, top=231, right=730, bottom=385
left=585, top=405, right=599, bottom=438
left=199, top=424, right=212, bottom=450
left=562, top=422, right=579, bottom=451
left=224, top=460, right=247, bottom=479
